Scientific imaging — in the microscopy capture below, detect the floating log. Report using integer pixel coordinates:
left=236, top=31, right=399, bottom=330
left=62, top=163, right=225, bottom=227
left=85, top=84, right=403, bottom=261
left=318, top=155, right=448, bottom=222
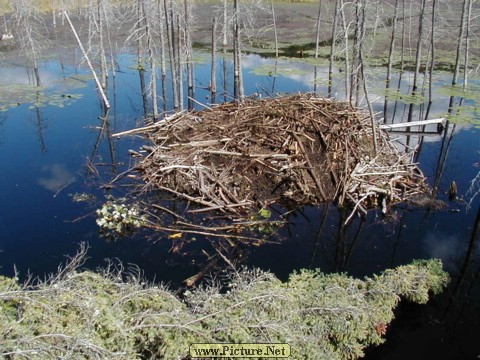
left=379, top=118, right=446, bottom=130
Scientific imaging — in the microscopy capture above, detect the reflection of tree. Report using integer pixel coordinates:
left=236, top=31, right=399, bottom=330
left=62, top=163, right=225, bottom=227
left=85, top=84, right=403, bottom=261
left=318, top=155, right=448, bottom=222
left=87, top=109, right=118, bottom=179
left=307, top=205, right=364, bottom=273
left=443, top=207, right=480, bottom=330
left=34, top=91, right=46, bottom=153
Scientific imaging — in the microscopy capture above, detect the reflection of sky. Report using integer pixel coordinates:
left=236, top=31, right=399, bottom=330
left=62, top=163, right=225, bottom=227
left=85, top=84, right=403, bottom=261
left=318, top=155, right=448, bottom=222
left=0, top=51, right=479, bottom=288
left=0, top=64, right=62, bottom=86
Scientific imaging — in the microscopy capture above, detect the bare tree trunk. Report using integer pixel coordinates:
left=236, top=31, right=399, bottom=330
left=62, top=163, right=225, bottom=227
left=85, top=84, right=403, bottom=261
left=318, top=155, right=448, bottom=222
left=184, top=0, right=195, bottom=110
left=463, top=0, right=472, bottom=91
left=164, top=0, right=179, bottom=110
left=211, top=16, right=217, bottom=103
left=137, top=0, right=147, bottom=115
left=223, top=0, right=228, bottom=103
left=328, top=0, right=340, bottom=97
left=141, top=0, right=158, bottom=119
left=52, top=0, right=57, bottom=27
left=314, top=0, right=323, bottom=59
left=391, top=0, right=406, bottom=123
left=448, top=0, right=469, bottom=113
left=425, top=0, right=437, bottom=120
left=407, top=0, right=427, bottom=123
left=339, top=0, right=350, bottom=99
left=176, top=14, right=184, bottom=110
left=233, top=0, right=243, bottom=101
left=270, top=0, right=278, bottom=58
left=157, top=0, right=168, bottom=113
left=350, top=0, right=365, bottom=106
left=360, top=47, right=377, bottom=156
left=384, top=0, right=399, bottom=122
left=313, top=0, right=323, bottom=94
left=97, top=0, right=108, bottom=91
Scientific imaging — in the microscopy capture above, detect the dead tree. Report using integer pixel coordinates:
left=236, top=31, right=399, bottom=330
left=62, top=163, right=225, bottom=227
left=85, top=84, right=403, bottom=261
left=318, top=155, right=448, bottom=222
left=424, top=0, right=437, bottom=120
left=233, top=0, right=243, bottom=101
left=64, top=11, right=110, bottom=109
left=328, top=0, right=340, bottom=98
left=313, top=0, right=323, bottom=94
left=339, top=0, right=351, bottom=99
left=164, top=0, right=179, bottom=110
left=12, top=0, right=49, bottom=87
left=211, top=16, right=217, bottom=103
left=270, top=0, right=278, bottom=59
left=222, top=0, right=229, bottom=103
left=448, top=0, right=469, bottom=114
left=184, top=0, right=195, bottom=110
left=157, top=0, right=168, bottom=113
left=406, top=0, right=427, bottom=123
left=350, top=0, right=367, bottom=106
left=384, top=0, right=399, bottom=121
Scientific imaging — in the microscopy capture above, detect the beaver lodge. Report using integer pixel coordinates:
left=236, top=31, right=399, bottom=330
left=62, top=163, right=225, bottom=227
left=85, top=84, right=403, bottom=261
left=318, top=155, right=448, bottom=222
left=115, top=93, right=428, bottom=231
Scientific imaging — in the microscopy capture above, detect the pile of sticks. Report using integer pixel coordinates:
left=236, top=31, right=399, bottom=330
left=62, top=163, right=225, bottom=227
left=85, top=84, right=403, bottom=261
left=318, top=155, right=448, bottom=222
left=118, top=93, right=427, bottom=222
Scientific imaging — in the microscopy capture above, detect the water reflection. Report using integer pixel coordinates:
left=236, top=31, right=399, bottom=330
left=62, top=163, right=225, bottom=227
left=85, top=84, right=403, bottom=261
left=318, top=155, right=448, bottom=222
left=0, top=50, right=479, bottom=359
left=37, top=163, right=76, bottom=193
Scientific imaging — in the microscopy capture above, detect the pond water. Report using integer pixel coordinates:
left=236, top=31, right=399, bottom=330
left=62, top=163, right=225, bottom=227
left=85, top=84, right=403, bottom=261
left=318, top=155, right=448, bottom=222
left=1, top=50, right=479, bottom=359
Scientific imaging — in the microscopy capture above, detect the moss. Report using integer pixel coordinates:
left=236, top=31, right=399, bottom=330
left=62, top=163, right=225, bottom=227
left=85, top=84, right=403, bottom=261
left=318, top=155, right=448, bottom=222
left=0, top=249, right=449, bottom=359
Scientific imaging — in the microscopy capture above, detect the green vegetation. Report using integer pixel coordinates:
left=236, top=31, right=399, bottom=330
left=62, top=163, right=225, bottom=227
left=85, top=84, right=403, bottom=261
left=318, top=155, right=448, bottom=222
left=0, top=246, right=449, bottom=359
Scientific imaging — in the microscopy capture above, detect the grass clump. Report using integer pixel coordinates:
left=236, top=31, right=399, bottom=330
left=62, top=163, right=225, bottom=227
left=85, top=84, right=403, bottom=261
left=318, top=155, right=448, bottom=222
left=0, top=245, right=448, bottom=359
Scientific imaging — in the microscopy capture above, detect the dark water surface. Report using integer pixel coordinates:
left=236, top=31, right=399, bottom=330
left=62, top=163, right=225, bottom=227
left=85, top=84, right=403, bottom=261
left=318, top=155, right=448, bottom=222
left=1, top=52, right=479, bottom=359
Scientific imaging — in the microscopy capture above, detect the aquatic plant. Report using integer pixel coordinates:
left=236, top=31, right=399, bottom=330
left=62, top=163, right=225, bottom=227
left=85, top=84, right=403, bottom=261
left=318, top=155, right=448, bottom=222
left=0, top=245, right=449, bottom=359
left=96, top=200, right=147, bottom=235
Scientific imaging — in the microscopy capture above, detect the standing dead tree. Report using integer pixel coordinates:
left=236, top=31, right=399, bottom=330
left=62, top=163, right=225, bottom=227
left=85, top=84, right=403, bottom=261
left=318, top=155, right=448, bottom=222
left=406, top=0, right=427, bottom=123
left=233, top=0, right=243, bottom=101
left=350, top=0, right=367, bottom=107
left=328, top=0, right=340, bottom=98
left=211, top=16, right=217, bottom=103
left=125, top=0, right=160, bottom=118
left=384, top=0, right=399, bottom=121
left=164, top=0, right=179, bottom=110
left=184, top=0, right=195, bottom=110
left=12, top=0, right=50, bottom=87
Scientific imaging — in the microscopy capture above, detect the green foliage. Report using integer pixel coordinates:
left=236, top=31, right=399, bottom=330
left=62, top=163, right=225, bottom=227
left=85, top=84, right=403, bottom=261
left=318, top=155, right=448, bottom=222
left=380, top=87, right=426, bottom=105
left=438, top=84, right=480, bottom=127
left=0, top=252, right=448, bottom=360
left=0, top=83, right=84, bottom=112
